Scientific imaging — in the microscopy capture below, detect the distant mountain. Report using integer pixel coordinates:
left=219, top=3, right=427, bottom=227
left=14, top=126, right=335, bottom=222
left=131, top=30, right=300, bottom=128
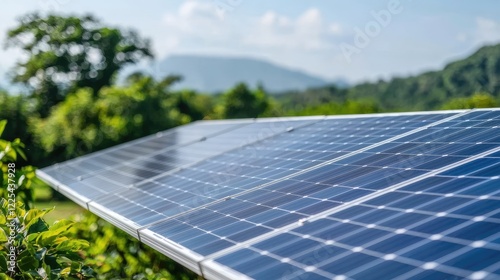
left=146, top=55, right=347, bottom=93
left=346, top=43, right=500, bottom=110
left=279, top=43, right=500, bottom=112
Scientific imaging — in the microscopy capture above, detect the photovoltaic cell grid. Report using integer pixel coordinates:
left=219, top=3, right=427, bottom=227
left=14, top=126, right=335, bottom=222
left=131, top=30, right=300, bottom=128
left=89, top=113, right=451, bottom=234
left=39, top=120, right=246, bottom=189
left=141, top=113, right=458, bottom=258
left=59, top=118, right=320, bottom=231
left=37, top=109, right=500, bottom=280
left=207, top=110, right=500, bottom=280
left=41, top=118, right=317, bottom=206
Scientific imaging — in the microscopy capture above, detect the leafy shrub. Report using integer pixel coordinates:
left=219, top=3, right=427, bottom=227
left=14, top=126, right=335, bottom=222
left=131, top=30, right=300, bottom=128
left=0, top=120, right=93, bottom=279
left=29, top=76, right=192, bottom=166
left=0, top=201, right=94, bottom=279
left=441, top=92, right=499, bottom=109
left=69, top=212, right=197, bottom=280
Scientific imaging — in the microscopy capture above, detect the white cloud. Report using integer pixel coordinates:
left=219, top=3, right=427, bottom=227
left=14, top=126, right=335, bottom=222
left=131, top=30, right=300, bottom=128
left=163, top=1, right=224, bottom=36
left=297, top=8, right=322, bottom=29
left=157, top=0, right=236, bottom=56
left=474, top=17, right=500, bottom=44
left=244, top=8, right=343, bottom=50
left=159, top=5, right=343, bottom=55
left=456, top=32, right=467, bottom=42
left=260, top=11, right=290, bottom=27
left=330, top=23, right=343, bottom=35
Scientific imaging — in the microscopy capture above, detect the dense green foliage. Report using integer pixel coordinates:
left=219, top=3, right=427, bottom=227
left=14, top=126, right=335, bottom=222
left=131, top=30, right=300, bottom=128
left=0, top=120, right=35, bottom=207
left=5, top=13, right=152, bottom=117
left=289, top=99, right=380, bottom=116
left=0, top=122, right=92, bottom=279
left=351, top=44, right=500, bottom=110
left=441, top=92, right=499, bottom=109
left=219, top=83, right=270, bottom=119
left=277, top=44, right=500, bottom=112
left=0, top=93, right=30, bottom=144
left=0, top=201, right=93, bottom=279
left=29, top=76, right=195, bottom=165
left=69, top=212, right=196, bottom=280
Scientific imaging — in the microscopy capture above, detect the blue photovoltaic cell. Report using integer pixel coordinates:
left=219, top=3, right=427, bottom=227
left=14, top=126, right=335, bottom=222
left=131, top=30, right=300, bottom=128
left=142, top=113, right=457, bottom=255
left=214, top=151, right=500, bottom=279
left=84, top=118, right=320, bottom=224
left=40, top=120, right=245, bottom=187
left=49, top=119, right=316, bottom=202
left=37, top=109, right=500, bottom=280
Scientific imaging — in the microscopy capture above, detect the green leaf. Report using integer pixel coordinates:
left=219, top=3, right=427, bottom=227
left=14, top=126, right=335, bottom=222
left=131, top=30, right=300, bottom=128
left=57, top=251, right=83, bottom=262
left=11, top=143, right=26, bottom=161
left=20, top=272, right=35, bottom=280
left=36, top=267, right=48, bottom=279
left=56, top=239, right=89, bottom=252
left=0, top=120, right=6, bottom=137
left=49, top=220, right=74, bottom=233
left=24, top=208, right=51, bottom=230
left=60, top=267, right=70, bottom=276
left=70, top=261, right=81, bottom=273
left=28, top=218, right=49, bottom=235
left=0, top=255, right=7, bottom=272
left=0, top=228, right=7, bottom=243
left=0, top=213, right=6, bottom=227
left=35, top=247, right=47, bottom=261
left=56, top=256, right=72, bottom=266
left=81, top=265, right=95, bottom=277
left=17, top=254, right=39, bottom=271
left=35, top=231, right=60, bottom=247
left=42, top=262, right=52, bottom=280
left=35, top=220, right=73, bottom=246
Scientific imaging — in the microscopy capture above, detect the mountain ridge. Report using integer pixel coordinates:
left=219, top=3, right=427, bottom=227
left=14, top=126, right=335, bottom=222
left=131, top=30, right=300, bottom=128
left=148, top=55, right=348, bottom=93
left=277, top=43, right=500, bottom=112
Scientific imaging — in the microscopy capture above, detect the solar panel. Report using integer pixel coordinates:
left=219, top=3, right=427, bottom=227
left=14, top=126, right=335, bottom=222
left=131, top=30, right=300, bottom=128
left=38, top=120, right=250, bottom=205
left=208, top=151, right=500, bottom=280
left=87, top=112, right=454, bottom=238
left=200, top=110, right=500, bottom=280
left=40, top=117, right=321, bottom=230
left=37, top=109, right=500, bottom=279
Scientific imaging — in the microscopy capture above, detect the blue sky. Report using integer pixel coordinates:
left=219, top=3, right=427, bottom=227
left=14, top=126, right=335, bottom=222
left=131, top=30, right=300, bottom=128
left=1, top=0, right=500, bottom=85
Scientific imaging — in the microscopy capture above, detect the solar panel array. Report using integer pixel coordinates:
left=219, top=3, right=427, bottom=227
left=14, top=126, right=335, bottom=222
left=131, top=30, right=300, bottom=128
left=38, top=109, right=500, bottom=280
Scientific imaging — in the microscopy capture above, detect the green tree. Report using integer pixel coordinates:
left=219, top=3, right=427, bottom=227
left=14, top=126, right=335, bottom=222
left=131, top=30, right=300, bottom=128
left=291, top=99, right=380, bottom=116
left=0, top=91, right=31, bottom=144
left=221, top=83, right=270, bottom=119
left=5, top=13, right=153, bottom=117
left=96, top=75, right=189, bottom=143
left=441, top=92, right=499, bottom=109
left=0, top=120, right=32, bottom=207
left=29, top=75, right=190, bottom=165
left=172, top=90, right=212, bottom=121
left=29, top=89, right=99, bottom=164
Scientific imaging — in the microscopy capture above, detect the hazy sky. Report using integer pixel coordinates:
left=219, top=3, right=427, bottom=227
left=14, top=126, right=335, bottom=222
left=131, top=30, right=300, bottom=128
left=1, top=0, right=500, bottom=85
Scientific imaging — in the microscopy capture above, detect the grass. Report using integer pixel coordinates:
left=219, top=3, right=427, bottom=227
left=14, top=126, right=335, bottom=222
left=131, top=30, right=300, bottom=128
left=34, top=201, right=85, bottom=225
left=34, top=182, right=86, bottom=224
left=33, top=183, right=53, bottom=201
